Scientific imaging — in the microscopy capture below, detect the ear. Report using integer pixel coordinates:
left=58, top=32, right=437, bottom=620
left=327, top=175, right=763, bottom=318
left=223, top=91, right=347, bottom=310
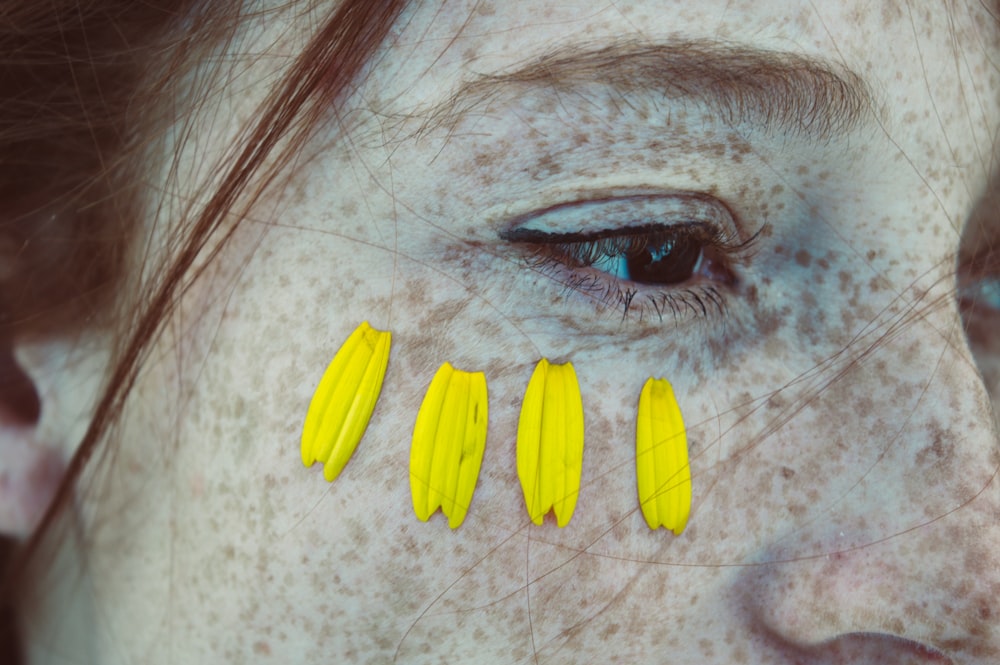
left=0, top=332, right=107, bottom=538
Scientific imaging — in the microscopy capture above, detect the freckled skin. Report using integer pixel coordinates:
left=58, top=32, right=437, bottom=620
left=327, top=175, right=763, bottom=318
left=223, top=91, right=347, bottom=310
left=19, top=1, right=1000, bottom=664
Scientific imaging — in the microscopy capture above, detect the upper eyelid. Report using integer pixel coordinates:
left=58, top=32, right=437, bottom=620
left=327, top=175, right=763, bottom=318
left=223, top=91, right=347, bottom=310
left=498, top=193, right=745, bottom=240
left=502, top=221, right=705, bottom=244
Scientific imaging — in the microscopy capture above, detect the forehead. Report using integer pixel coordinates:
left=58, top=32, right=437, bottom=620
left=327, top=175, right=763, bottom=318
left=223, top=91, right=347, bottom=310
left=350, top=1, right=1000, bottom=175
left=367, top=1, right=999, bottom=94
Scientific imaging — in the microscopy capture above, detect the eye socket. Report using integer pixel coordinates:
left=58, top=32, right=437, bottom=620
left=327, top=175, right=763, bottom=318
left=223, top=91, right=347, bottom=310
left=501, top=194, right=750, bottom=284
left=499, top=194, right=756, bottom=322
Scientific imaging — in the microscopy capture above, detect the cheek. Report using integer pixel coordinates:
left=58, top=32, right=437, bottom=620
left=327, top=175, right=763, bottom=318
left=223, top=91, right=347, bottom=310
left=92, top=164, right=991, bottom=658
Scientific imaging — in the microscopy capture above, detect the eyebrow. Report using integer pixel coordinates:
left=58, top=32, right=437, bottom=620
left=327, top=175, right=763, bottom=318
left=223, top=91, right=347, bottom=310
left=421, top=39, right=876, bottom=139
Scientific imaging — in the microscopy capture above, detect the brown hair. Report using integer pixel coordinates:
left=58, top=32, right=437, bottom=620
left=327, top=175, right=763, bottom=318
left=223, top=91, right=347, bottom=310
left=1, top=0, right=409, bottom=648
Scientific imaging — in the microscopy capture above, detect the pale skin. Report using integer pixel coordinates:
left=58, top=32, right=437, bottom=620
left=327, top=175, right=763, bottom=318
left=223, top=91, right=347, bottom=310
left=9, top=0, right=1000, bottom=663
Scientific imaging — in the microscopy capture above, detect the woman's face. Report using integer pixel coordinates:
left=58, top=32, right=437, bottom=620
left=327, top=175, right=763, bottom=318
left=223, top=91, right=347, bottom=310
left=27, top=1, right=1000, bottom=663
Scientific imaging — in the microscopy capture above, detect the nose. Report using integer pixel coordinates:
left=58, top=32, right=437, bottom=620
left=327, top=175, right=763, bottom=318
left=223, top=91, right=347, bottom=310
left=741, top=296, right=1000, bottom=662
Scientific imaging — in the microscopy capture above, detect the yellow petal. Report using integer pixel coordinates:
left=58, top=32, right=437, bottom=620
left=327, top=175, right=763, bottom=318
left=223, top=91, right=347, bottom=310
left=300, top=322, right=391, bottom=481
left=636, top=378, right=660, bottom=529
left=450, top=371, right=488, bottom=528
left=301, top=322, right=368, bottom=467
left=410, top=363, right=488, bottom=528
left=322, top=329, right=391, bottom=481
left=410, top=363, right=453, bottom=521
left=636, top=377, right=690, bottom=534
left=429, top=369, right=466, bottom=519
left=517, top=359, right=584, bottom=527
left=517, top=359, right=548, bottom=525
left=554, top=362, right=584, bottom=527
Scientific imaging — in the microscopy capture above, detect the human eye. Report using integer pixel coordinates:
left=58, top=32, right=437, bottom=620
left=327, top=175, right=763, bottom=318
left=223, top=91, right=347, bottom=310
left=960, top=251, right=1000, bottom=310
left=500, top=193, right=759, bottom=322
left=958, top=183, right=1000, bottom=398
left=959, top=236, right=1000, bottom=395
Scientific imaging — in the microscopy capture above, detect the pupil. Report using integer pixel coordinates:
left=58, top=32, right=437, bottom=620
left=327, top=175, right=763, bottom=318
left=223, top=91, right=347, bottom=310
left=625, top=238, right=702, bottom=284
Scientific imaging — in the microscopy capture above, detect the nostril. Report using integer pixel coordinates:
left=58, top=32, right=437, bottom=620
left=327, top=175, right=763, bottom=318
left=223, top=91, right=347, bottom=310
left=0, top=341, right=40, bottom=425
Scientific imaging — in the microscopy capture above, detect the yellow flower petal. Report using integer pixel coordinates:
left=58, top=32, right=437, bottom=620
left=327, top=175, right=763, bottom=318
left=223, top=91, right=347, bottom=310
left=517, top=359, right=584, bottom=527
left=300, top=321, right=391, bottom=482
left=410, top=363, right=488, bottom=529
left=517, top=359, right=547, bottom=524
left=451, top=371, right=488, bottom=528
left=636, top=377, right=690, bottom=534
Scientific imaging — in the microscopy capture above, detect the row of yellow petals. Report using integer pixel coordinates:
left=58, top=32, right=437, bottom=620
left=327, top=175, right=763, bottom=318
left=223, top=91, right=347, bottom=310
left=300, top=323, right=690, bottom=533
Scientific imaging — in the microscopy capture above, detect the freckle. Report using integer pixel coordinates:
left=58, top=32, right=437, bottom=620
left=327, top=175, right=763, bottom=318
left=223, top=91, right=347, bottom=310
left=781, top=466, right=795, bottom=479
left=753, top=306, right=782, bottom=336
left=190, top=472, right=205, bottom=498
left=600, top=623, right=621, bottom=639
left=794, top=249, right=811, bottom=267
left=253, top=641, right=271, bottom=655
left=339, top=199, right=358, bottom=217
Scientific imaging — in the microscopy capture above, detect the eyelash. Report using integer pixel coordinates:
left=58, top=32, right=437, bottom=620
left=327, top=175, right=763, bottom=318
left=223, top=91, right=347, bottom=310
left=515, top=221, right=759, bottom=323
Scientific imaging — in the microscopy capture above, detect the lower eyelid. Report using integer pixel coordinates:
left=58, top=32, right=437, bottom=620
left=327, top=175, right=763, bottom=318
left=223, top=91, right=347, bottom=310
left=523, top=252, right=730, bottom=325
